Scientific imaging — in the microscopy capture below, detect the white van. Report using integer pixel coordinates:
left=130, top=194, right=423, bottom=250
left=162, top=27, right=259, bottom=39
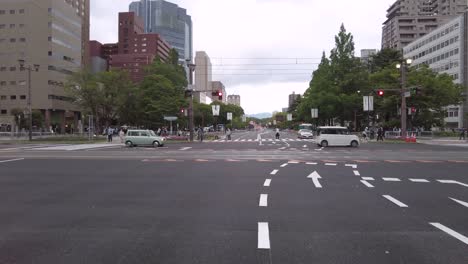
left=316, top=126, right=360, bottom=147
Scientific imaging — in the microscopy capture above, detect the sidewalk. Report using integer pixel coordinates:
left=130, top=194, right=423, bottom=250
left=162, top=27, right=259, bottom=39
left=417, top=138, right=468, bottom=147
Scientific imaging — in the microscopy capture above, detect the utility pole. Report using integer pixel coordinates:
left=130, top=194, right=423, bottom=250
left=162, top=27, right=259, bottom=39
left=18, top=60, right=39, bottom=141
left=397, top=58, right=412, bottom=138
left=186, top=60, right=196, bottom=142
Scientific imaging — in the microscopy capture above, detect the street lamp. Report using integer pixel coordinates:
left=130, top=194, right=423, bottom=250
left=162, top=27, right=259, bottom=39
left=18, top=59, right=40, bottom=141
left=396, top=58, right=412, bottom=138
left=186, top=59, right=196, bottom=142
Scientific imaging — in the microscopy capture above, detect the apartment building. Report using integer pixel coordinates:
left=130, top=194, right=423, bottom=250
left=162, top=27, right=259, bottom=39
left=227, top=95, right=241, bottom=107
left=403, top=12, right=468, bottom=128
left=382, top=0, right=468, bottom=50
left=65, top=0, right=89, bottom=67
left=0, top=0, right=83, bottom=132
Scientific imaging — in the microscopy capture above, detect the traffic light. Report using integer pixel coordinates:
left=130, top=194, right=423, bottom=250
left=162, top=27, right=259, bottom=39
left=218, top=91, right=223, bottom=100
left=377, top=90, right=384, bottom=97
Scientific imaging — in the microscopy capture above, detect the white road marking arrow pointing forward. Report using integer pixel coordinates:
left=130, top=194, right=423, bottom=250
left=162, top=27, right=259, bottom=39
left=437, top=180, right=468, bottom=188
left=449, top=197, right=468, bottom=208
left=307, top=171, right=322, bottom=188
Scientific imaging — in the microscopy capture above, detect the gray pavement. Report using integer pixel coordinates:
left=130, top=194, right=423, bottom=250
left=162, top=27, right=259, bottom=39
left=0, top=130, right=467, bottom=263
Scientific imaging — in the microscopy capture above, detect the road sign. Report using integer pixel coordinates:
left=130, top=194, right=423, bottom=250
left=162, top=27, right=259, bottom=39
left=227, top=112, right=233, bottom=120
left=363, top=96, right=374, bottom=111
left=311, top=108, right=318, bottom=118
left=212, top=105, right=220, bottom=116
left=164, top=116, right=178, bottom=121
left=287, top=114, right=292, bottom=121
left=273, top=120, right=277, bottom=125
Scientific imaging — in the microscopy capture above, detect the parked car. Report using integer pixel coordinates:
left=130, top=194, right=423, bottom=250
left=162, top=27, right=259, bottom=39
left=316, top=126, right=359, bottom=147
left=125, top=129, right=165, bottom=147
left=298, top=129, right=314, bottom=139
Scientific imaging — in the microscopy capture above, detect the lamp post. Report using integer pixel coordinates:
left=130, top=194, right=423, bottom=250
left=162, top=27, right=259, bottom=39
left=396, top=58, right=412, bottom=138
left=186, top=60, right=196, bottom=142
left=18, top=60, right=39, bottom=141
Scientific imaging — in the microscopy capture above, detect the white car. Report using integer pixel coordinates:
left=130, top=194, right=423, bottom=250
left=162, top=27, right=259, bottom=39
left=316, top=126, right=360, bottom=147
left=298, top=129, right=314, bottom=139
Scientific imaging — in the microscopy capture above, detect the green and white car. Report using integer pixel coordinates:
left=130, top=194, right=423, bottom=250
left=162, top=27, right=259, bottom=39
left=125, top=129, right=165, bottom=147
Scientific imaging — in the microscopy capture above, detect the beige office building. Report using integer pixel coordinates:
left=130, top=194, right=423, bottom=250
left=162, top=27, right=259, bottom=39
left=382, top=0, right=468, bottom=50
left=0, top=0, right=83, bottom=132
left=194, top=51, right=212, bottom=103
left=227, top=95, right=241, bottom=107
left=65, top=0, right=90, bottom=67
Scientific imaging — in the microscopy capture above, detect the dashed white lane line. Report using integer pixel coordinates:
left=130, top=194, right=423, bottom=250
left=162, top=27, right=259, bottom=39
left=0, top=158, right=25, bottom=163
left=382, top=177, right=401, bottom=182
left=360, top=180, right=374, bottom=188
left=259, top=194, right=268, bottom=207
left=303, top=145, right=307, bottom=148
left=345, top=164, right=358, bottom=169
left=361, top=177, right=375, bottom=181
left=280, top=163, right=288, bottom=168
left=430, top=222, right=468, bottom=245
left=383, top=195, right=408, bottom=207
left=248, top=139, right=253, bottom=142
left=258, top=222, right=271, bottom=249
left=306, top=162, right=317, bottom=165
left=179, top=147, right=192, bottom=151
left=449, top=197, right=468, bottom=208
left=270, top=169, right=279, bottom=175
left=278, top=147, right=286, bottom=150
left=288, top=161, right=299, bottom=164
left=264, top=179, right=272, bottom=187
left=409, top=178, right=430, bottom=183
left=353, top=170, right=360, bottom=176
left=325, top=163, right=337, bottom=166
left=437, top=180, right=468, bottom=188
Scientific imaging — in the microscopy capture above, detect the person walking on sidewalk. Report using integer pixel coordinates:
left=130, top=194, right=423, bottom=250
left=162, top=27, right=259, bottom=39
left=226, top=128, right=232, bottom=140
left=275, top=128, right=280, bottom=140
left=106, top=126, right=113, bottom=142
left=119, top=129, right=125, bottom=143
left=460, top=128, right=466, bottom=140
left=377, top=126, right=384, bottom=141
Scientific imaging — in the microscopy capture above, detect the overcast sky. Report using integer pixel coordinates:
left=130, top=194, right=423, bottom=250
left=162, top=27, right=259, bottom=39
left=90, top=0, right=395, bottom=115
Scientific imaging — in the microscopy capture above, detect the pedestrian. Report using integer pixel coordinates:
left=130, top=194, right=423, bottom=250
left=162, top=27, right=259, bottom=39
left=362, top=127, right=369, bottom=141
left=460, top=128, right=466, bottom=140
left=377, top=126, right=384, bottom=141
left=106, top=126, right=113, bottom=142
left=198, top=127, right=204, bottom=142
left=227, top=128, right=232, bottom=140
left=275, top=128, right=280, bottom=139
left=119, top=129, right=125, bottom=143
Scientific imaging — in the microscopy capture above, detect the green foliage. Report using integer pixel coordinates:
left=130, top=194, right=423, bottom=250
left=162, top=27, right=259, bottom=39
left=210, top=102, right=245, bottom=128
left=368, top=48, right=402, bottom=73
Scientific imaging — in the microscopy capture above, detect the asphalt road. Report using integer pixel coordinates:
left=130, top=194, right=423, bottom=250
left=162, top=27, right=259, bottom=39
left=0, top=129, right=467, bottom=263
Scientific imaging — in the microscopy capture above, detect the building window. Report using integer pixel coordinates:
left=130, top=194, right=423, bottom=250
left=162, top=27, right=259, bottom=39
left=19, top=9, right=24, bottom=14
left=9, top=24, right=15, bottom=28
left=10, top=38, right=15, bottom=43
left=10, top=81, right=16, bottom=85
left=0, top=10, right=5, bottom=15
left=0, top=95, right=6, bottom=100
left=141, top=49, right=146, bottom=52
left=19, top=24, right=24, bottom=28
left=0, top=110, right=7, bottom=115
left=9, top=67, right=16, bottom=71
left=142, top=43, right=147, bottom=47
left=0, top=81, right=6, bottom=86
left=19, top=38, right=25, bottom=42
left=0, top=24, right=5, bottom=29
left=20, top=95, right=26, bottom=100
left=18, top=80, right=26, bottom=86
left=10, top=95, right=16, bottom=100
left=0, top=67, right=6, bottom=71
left=10, top=10, right=15, bottom=14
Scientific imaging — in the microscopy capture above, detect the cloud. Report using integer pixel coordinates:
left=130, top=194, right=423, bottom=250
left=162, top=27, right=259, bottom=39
left=90, top=0, right=395, bottom=114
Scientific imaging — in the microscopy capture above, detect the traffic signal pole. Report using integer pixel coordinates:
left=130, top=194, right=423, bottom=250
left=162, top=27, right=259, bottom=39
left=400, top=64, right=407, bottom=138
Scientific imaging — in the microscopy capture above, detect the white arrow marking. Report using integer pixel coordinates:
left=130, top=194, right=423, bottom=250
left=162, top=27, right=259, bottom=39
left=437, top=180, right=468, bottom=188
left=360, top=180, right=374, bottom=188
left=383, top=195, right=408, bottom=207
left=430, top=222, right=468, bottom=245
left=264, top=179, right=272, bottom=187
left=0, top=158, right=24, bottom=163
left=259, top=194, right=268, bottom=207
left=449, top=197, right=468, bottom=208
left=258, top=222, right=270, bottom=249
left=307, top=171, right=322, bottom=188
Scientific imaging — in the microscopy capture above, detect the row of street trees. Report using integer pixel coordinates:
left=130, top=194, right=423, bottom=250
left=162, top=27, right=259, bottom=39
left=293, top=25, right=464, bottom=131
left=65, top=49, right=245, bottom=131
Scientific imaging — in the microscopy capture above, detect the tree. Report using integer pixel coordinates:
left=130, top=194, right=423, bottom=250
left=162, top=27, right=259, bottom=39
left=369, top=48, right=402, bottom=73
left=168, top=48, right=180, bottom=66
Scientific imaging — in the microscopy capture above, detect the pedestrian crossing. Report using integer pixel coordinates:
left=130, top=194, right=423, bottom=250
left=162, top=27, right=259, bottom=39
left=210, top=138, right=315, bottom=143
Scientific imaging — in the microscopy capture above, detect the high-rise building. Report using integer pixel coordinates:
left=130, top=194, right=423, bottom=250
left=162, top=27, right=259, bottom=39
left=360, top=49, right=378, bottom=64
left=403, top=12, right=468, bottom=128
left=0, top=0, right=84, bottom=132
left=289, top=92, right=301, bottom=108
left=227, top=95, right=241, bottom=107
left=194, top=51, right=212, bottom=103
left=89, top=41, right=108, bottom=73
left=129, top=0, right=193, bottom=61
left=211, top=81, right=227, bottom=103
left=65, top=0, right=90, bottom=67
left=382, top=0, right=467, bottom=50
left=90, top=12, right=172, bottom=83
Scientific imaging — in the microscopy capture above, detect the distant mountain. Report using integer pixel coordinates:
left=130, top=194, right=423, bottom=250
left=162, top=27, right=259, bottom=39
left=247, top=113, right=272, bottom=119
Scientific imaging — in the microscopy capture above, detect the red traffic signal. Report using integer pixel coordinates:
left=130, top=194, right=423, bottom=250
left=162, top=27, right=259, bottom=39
left=377, top=90, right=384, bottom=97
left=218, top=91, right=223, bottom=100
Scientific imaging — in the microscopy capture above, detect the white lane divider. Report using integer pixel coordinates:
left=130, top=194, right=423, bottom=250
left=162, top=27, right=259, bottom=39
left=303, top=145, right=307, bottom=148
left=325, top=163, right=337, bottom=166
left=361, top=177, right=375, bottom=181
left=360, top=180, right=374, bottom=188
left=306, top=162, right=317, bottom=165
left=264, top=179, right=272, bottom=187
left=430, top=222, right=468, bottom=245
left=345, top=164, right=358, bottom=169
left=259, top=194, right=268, bottom=207
left=280, top=163, right=288, bottom=168
left=0, top=158, right=25, bottom=163
left=179, top=147, right=192, bottom=151
left=248, top=139, right=253, bottom=142
left=288, top=161, right=299, bottom=164
left=382, top=177, right=401, bottom=182
left=258, top=222, right=271, bottom=249
left=270, top=169, right=279, bottom=175
left=409, top=178, right=430, bottom=183
left=449, top=197, right=468, bottom=208
left=353, top=170, right=360, bottom=176
left=383, top=195, right=408, bottom=207
left=437, top=180, right=468, bottom=188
